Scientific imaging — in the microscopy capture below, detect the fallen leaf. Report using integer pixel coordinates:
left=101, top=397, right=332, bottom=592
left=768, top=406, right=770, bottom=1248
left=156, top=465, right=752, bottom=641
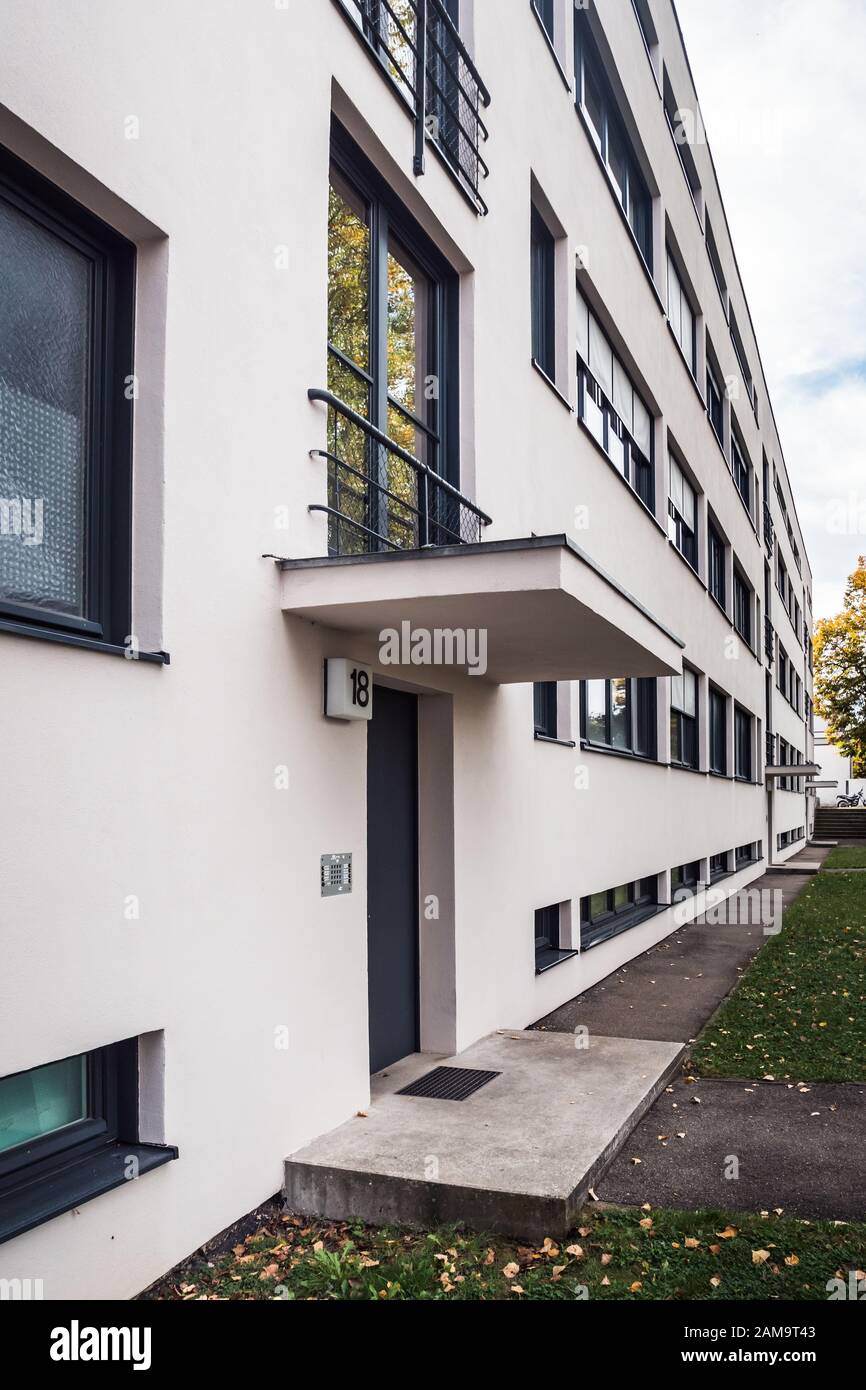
left=710, top=1276, right=721, bottom=1288
left=551, top=1264, right=567, bottom=1282
left=716, top=1227, right=738, bottom=1240
left=684, top=1237, right=700, bottom=1250
left=600, top=1252, right=612, bottom=1266
left=629, top=1280, right=642, bottom=1292
left=565, top=1244, right=584, bottom=1259
left=503, top=1262, right=520, bottom=1279
left=752, top=1249, right=771, bottom=1265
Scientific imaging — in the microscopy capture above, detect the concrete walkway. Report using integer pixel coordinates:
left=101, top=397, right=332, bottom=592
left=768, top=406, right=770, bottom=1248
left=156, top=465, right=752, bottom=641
left=534, top=847, right=828, bottom=1043
left=535, top=845, right=866, bottom=1222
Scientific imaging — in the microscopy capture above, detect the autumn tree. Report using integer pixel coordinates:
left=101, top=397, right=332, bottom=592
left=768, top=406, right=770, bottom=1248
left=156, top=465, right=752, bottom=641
left=814, top=556, right=866, bottom=777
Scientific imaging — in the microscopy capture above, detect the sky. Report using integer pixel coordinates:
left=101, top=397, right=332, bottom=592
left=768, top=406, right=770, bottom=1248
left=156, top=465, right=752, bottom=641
left=675, top=0, right=866, bottom=621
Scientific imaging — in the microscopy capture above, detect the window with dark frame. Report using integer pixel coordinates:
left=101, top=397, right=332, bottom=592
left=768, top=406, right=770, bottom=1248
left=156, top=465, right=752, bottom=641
left=735, top=841, right=756, bottom=868
left=582, top=676, right=657, bottom=759
left=670, top=667, right=699, bottom=769
left=733, top=568, right=752, bottom=646
left=667, top=250, right=697, bottom=375
left=709, top=686, right=727, bottom=775
left=327, top=132, right=460, bottom=554
left=663, top=69, right=702, bottom=205
left=576, top=288, right=654, bottom=510
left=0, top=1039, right=176, bottom=1245
left=706, top=215, right=727, bottom=305
left=532, top=0, right=555, bottom=44
left=708, top=522, right=726, bottom=608
left=533, top=681, right=558, bottom=739
left=731, top=424, right=751, bottom=511
left=706, top=358, right=724, bottom=446
left=534, top=903, right=576, bottom=973
left=0, top=146, right=135, bottom=649
left=710, top=851, right=728, bottom=881
left=580, top=875, right=657, bottom=950
left=734, top=703, right=753, bottom=781
left=668, top=454, right=698, bottom=569
left=671, top=860, right=701, bottom=896
left=574, top=11, right=653, bottom=271
left=530, top=203, right=556, bottom=378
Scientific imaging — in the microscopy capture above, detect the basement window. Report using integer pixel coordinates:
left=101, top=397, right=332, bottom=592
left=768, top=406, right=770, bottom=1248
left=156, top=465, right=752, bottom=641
left=534, top=903, right=577, bottom=973
left=0, top=1039, right=176, bottom=1246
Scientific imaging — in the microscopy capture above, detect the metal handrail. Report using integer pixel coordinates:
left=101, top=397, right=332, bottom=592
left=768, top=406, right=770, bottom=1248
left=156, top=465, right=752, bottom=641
left=308, top=387, right=492, bottom=555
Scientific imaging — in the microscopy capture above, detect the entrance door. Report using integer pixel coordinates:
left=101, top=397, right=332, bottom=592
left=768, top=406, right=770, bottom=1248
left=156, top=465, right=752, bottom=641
left=367, top=685, right=419, bottom=1073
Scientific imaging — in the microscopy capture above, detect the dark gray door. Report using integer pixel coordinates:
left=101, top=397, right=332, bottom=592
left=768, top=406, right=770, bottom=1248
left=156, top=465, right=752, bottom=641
left=367, top=685, right=419, bottom=1073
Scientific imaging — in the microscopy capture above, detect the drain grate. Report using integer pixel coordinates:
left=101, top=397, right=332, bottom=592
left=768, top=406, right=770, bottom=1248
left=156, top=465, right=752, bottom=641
left=397, top=1066, right=500, bottom=1102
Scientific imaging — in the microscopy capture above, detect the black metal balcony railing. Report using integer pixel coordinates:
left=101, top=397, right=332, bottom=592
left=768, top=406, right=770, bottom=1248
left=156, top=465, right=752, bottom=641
left=334, top=0, right=491, bottom=213
left=763, top=501, right=775, bottom=555
left=308, top=388, right=492, bottom=556
left=764, top=614, right=775, bottom=666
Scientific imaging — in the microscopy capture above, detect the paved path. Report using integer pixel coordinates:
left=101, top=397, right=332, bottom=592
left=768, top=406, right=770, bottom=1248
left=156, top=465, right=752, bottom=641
left=532, top=846, right=866, bottom=1221
left=534, top=847, right=828, bottom=1043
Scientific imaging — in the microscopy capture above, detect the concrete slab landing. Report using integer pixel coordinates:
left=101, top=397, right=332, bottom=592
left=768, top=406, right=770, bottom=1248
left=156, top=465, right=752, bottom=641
left=284, top=1030, right=684, bottom=1240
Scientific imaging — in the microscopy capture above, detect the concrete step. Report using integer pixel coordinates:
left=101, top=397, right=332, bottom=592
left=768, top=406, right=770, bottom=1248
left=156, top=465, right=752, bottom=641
left=285, top=1030, right=685, bottom=1242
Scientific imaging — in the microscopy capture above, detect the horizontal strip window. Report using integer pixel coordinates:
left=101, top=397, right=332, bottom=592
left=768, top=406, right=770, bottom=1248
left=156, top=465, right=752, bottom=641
left=736, top=842, right=759, bottom=867
left=671, top=860, right=701, bottom=896
left=777, top=828, right=805, bottom=851
left=576, top=289, right=654, bottom=511
left=574, top=11, right=653, bottom=272
left=668, top=453, right=698, bottom=571
left=0, top=1039, right=176, bottom=1245
left=581, top=676, right=657, bottom=759
left=709, top=850, right=729, bottom=881
left=580, top=877, right=658, bottom=951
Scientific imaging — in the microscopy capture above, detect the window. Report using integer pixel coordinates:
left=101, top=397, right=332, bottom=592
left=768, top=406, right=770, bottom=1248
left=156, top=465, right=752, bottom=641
left=632, top=0, right=657, bottom=55
left=0, top=147, right=135, bottom=647
left=530, top=204, right=556, bottom=378
left=708, top=522, right=726, bottom=609
left=706, top=358, right=724, bottom=446
left=327, top=135, right=458, bottom=552
left=667, top=251, right=696, bottom=375
left=532, top=0, right=555, bottom=43
left=535, top=904, right=576, bottom=973
left=574, top=13, right=653, bottom=270
left=663, top=69, right=702, bottom=205
left=709, top=686, right=727, bottom=775
left=731, top=424, right=751, bottom=511
left=733, top=569, right=752, bottom=646
left=0, top=1040, right=175, bottom=1245
left=734, top=704, right=753, bottom=781
left=710, top=851, right=728, bottom=881
left=670, top=667, right=699, bottom=769
left=671, top=860, right=701, bottom=896
left=580, top=876, right=657, bottom=950
left=576, top=290, right=654, bottom=509
left=735, top=842, right=757, bottom=868
left=706, top=216, right=727, bottom=306
left=534, top=681, right=558, bottom=738
left=668, top=454, right=698, bottom=569
left=582, top=677, right=657, bottom=758
left=729, top=307, right=753, bottom=402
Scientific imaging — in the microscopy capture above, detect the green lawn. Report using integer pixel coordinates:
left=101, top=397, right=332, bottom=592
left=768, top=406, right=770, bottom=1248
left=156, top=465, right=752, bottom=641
left=691, top=872, right=866, bottom=1082
left=823, top=846, right=866, bottom=870
left=145, top=1206, right=866, bottom=1301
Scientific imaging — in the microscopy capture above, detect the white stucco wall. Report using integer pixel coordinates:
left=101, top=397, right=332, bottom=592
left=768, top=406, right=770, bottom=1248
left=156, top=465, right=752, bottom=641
left=0, top=0, right=813, bottom=1298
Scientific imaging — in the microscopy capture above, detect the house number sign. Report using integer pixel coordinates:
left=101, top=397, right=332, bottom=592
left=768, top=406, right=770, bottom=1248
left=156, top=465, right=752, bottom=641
left=324, top=658, right=373, bottom=721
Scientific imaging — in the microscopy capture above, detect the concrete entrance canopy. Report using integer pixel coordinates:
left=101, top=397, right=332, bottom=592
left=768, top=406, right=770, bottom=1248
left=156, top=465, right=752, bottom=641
left=279, top=535, right=684, bottom=683
left=766, top=764, right=822, bottom=779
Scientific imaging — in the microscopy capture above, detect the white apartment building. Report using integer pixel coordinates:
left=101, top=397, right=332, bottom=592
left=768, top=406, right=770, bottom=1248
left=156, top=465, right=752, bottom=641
left=0, top=0, right=814, bottom=1298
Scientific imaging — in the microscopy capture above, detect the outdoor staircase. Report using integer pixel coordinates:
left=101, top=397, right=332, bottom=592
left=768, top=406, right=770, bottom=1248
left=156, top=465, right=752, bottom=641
left=814, top=807, right=866, bottom=839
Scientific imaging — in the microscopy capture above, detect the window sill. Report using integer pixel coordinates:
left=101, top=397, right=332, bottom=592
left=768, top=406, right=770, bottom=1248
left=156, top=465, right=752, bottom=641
left=574, top=104, right=664, bottom=313
left=670, top=760, right=705, bottom=776
left=709, top=591, right=729, bottom=621
left=580, top=739, right=661, bottom=765
left=0, top=1142, right=177, bottom=1246
left=529, top=4, right=573, bottom=93
left=708, top=769, right=731, bottom=780
left=581, top=901, right=666, bottom=952
left=0, top=617, right=169, bottom=665
left=535, top=947, right=579, bottom=975
left=709, top=869, right=733, bottom=885
left=535, top=731, right=577, bottom=749
left=576, top=415, right=665, bottom=536
left=667, top=538, right=704, bottom=587
left=531, top=358, right=574, bottom=411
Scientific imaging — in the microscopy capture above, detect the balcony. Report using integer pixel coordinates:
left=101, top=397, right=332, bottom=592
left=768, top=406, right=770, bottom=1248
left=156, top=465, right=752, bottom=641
left=763, top=501, right=775, bottom=555
left=308, top=388, right=491, bottom=555
left=333, top=0, right=491, bottom=213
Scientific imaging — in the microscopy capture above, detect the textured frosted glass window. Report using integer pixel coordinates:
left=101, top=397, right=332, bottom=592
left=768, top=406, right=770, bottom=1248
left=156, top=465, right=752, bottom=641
left=0, top=197, right=90, bottom=616
left=0, top=1054, right=87, bottom=1152
left=588, top=314, right=612, bottom=398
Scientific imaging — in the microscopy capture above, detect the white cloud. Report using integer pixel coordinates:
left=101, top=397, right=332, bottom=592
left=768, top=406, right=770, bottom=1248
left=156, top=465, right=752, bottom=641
left=676, top=0, right=866, bottom=617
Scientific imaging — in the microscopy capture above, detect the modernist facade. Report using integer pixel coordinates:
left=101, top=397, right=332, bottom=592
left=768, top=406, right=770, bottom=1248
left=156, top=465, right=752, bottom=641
left=0, top=0, right=814, bottom=1297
